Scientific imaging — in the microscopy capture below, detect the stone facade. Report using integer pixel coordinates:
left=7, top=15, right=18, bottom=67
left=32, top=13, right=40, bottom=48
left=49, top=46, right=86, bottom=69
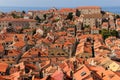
left=0, top=18, right=36, bottom=30
left=77, top=6, right=101, bottom=14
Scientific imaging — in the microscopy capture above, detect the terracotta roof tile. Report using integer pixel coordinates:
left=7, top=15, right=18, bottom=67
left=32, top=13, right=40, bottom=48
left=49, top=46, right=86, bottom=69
left=0, top=62, right=8, bottom=72
left=52, top=70, right=64, bottom=80
left=0, top=44, right=4, bottom=52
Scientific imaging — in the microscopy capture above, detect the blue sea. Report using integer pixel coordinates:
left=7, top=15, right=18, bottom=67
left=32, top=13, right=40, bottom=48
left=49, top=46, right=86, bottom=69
left=102, top=7, right=120, bottom=14
left=0, top=6, right=120, bottom=14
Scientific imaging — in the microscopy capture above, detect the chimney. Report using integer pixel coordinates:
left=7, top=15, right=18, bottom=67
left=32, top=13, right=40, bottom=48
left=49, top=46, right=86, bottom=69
left=23, top=34, right=28, bottom=42
left=13, top=35, right=19, bottom=42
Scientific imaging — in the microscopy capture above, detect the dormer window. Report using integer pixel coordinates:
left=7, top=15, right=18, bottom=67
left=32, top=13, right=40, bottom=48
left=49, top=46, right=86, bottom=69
left=80, top=71, right=86, bottom=76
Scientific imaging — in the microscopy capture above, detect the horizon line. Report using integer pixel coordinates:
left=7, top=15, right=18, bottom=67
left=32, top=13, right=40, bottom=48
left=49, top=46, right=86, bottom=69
left=0, top=6, right=119, bottom=8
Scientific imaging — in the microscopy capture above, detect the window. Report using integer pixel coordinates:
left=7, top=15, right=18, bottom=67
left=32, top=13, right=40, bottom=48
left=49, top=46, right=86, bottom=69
left=81, top=56, right=83, bottom=58
left=1, top=73, right=3, bottom=75
left=6, top=42, right=8, bottom=45
left=11, top=42, right=13, bottom=44
left=51, top=53, right=54, bottom=55
left=62, top=53, right=64, bottom=55
left=57, top=53, right=60, bottom=55
left=33, top=62, right=36, bottom=64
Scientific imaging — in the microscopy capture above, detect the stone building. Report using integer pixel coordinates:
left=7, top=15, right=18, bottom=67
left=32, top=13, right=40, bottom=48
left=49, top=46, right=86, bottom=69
left=0, top=17, right=36, bottom=30
left=77, top=6, right=101, bottom=14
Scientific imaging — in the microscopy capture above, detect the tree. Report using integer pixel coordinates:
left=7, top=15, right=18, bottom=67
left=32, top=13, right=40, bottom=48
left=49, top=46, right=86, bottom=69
left=11, top=13, right=20, bottom=18
left=84, top=24, right=90, bottom=29
left=100, top=29, right=117, bottom=40
left=110, top=30, right=118, bottom=37
left=11, top=13, right=16, bottom=18
left=23, top=26, right=30, bottom=29
left=43, top=14, right=47, bottom=20
left=76, top=9, right=81, bottom=17
left=22, top=10, right=26, bottom=14
left=35, top=16, right=41, bottom=23
left=101, top=29, right=111, bottom=40
left=101, top=11, right=106, bottom=15
left=66, top=12, right=73, bottom=20
left=116, top=15, right=120, bottom=19
left=102, top=18, right=108, bottom=23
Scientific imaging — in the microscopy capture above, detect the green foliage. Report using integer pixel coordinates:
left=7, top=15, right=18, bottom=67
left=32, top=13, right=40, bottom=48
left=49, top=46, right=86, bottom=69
left=43, top=14, right=47, bottom=20
left=11, top=13, right=20, bottom=18
left=35, top=16, right=41, bottom=23
left=66, top=12, right=73, bottom=20
left=115, top=15, right=120, bottom=19
left=22, top=10, right=26, bottom=14
left=61, top=27, right=65, bottom=31
left=76, top=9, right=81, bottom=17
left=101, top=11, right=106, bottom=15
left=101, top=29, right=118, bottom=40
left=84, top=25, right=90, bottom=29
left=110, top=30, right=118, bottom=36
left=102, top=18, right=108, bottom=22
left=52, top=18, right=60, bottom=23
left=22, top=26, right=30, bottom=29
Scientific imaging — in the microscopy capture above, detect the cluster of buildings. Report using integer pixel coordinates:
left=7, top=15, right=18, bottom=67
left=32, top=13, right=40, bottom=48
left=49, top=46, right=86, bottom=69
left=0, top=6, right=120, bottom=80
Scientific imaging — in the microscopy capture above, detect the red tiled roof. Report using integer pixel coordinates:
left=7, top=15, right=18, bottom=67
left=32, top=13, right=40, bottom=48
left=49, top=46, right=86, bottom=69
left=74, top=65, right=93, bottom=80
left=12, top=41, right=25, bottom=48
left=52, top=70, right=64, bottom=80
left=0, top=62, right=8, bottom=72
left=0, top=44, right=4, bottom=52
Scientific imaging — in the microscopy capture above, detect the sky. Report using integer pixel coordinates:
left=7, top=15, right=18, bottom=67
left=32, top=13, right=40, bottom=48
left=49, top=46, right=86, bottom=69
left=0, top=0, right=120, bottom=7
